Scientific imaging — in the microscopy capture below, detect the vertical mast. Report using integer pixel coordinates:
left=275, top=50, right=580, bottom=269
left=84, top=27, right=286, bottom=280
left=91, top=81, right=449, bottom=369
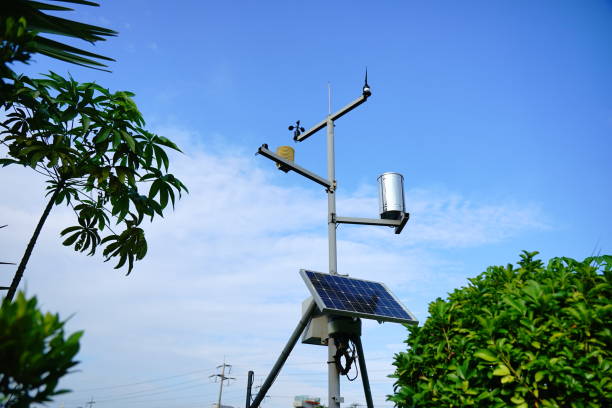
left=326, top=82, right=341, bottom=408
left=327, top=93, right=338, bottom=276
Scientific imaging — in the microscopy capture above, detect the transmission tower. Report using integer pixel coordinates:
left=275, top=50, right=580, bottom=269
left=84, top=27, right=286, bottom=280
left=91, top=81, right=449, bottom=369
left=85, top=397, right=95, bottom=408
left=210, top=360, right=235, bottom=408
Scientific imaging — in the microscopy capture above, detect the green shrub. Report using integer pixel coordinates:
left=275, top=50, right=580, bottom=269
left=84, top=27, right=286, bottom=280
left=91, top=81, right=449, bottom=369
left=390, top=251, right=612, bottom=408
left=0, top=292, right=82, bottom=407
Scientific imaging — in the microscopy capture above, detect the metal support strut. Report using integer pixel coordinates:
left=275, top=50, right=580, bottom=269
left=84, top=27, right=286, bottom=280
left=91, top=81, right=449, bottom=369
left=353, top=336, right=374, bottom=408
left=245, top=371, right=254, bottom=408
left=249, top=300, right=316, bottom=408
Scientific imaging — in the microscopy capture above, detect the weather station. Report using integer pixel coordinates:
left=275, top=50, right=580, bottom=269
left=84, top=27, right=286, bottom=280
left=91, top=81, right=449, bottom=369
left=246, top=72, right=417, bottom=408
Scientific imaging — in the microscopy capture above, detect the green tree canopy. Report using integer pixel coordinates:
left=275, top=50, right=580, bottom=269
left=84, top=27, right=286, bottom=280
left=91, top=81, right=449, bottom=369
left=390, top=251, right=611, bottom=408
left=1, top=72, right=188, bottom=301
left=0, top=291, right=82, bottom=407
left=0, top=1, right=188, bottom=302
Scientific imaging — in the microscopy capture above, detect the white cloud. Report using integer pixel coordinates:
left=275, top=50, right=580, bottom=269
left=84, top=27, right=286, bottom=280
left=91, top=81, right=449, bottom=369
left=335, top=188, right=548, bottom=249
left=0, top=132, right=547, bottom=408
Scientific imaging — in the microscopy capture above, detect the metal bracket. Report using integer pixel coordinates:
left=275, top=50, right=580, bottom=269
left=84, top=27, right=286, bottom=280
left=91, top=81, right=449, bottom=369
left=294, top=94, right=370, bottom=142
left=326, top=180, right=337, bottom=194
left=394, top=212, right=410, bottom=234
left=335, top=212, right=410, bottom=234
left=257, top=145, right=332, bottom=190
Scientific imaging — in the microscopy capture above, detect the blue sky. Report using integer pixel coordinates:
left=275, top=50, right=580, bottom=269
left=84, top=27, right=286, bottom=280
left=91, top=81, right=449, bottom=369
left=3, top=1, right=612, bottom=408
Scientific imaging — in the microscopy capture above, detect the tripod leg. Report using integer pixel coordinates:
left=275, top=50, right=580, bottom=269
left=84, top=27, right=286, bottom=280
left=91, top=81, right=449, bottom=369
left=353, top=336, right=374, bottom=408
left=250, top=300, right=315, bottom=408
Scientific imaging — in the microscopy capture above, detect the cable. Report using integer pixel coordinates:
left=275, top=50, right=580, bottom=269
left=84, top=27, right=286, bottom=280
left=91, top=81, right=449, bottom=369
left=60, top=377, right=211, bottom=404
left=68, top=366, right=217, bottom=392
left=58, top=355, right=395, bottom=403
left=345, top=339, right=359, bottom=381
left=333, top=336, right=358, bottom=380
left=94, top=381, right=211, bottom=404
left=99, top=388, right=242, bottom=405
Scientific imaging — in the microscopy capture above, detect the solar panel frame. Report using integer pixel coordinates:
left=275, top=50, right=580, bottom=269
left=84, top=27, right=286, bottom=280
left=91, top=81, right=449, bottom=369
left=300, top=269, right=418, bottom=325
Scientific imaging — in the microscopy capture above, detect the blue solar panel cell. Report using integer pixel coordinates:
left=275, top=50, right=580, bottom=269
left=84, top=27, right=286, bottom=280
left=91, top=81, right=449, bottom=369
left=300, top=270, right=418, bottom=324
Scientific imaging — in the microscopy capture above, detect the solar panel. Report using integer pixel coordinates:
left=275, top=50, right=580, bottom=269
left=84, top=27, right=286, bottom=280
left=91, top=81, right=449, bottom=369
left=300, top=269, right=418, bottom=324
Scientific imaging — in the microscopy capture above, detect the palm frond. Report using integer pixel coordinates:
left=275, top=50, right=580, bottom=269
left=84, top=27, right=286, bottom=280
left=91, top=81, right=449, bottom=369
left=2, top=0, right=117, bottom=70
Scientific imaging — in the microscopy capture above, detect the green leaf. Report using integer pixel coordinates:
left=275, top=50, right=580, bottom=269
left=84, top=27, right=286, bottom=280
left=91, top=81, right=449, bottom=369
left=61, top=231, right=81, bottom=246
left=121, top=130, right=136, bottom=152
left=93, top=127, right=111, bottom=143
left=153, top=144, right=169, bottom=170
left=101, top=225, right=147, bottom=274
left=493, top=365, right=510, bottom=376
left=148, top=179, right=161, bottom=200
left=474, top=349, right=498, bottom=363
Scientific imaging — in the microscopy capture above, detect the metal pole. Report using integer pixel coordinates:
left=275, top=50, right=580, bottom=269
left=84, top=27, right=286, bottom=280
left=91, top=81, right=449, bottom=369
left=327, top=117, right=337, bottom=275
left=217, top=361, right=226, bottom=408
left=245, top=371, right=254, bottom=408
left=353, top=336, right=374, bottom=408
left=326, top=115, right=341, bottom=408
left=327, top=335, right=341, bottom=408
left=250, top=301, right=316, bottom=408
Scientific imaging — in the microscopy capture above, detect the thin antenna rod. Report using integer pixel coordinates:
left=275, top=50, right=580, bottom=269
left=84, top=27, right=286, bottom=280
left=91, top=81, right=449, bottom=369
left=328, top=82, right=332, bottom=115
left=362, top=68, right=371, bottom=97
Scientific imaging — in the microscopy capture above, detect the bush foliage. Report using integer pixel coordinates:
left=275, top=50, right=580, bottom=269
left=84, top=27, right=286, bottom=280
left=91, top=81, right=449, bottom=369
left=390, top=251, right=611, bottom=408
left=0, top=292, right=82, bottom=407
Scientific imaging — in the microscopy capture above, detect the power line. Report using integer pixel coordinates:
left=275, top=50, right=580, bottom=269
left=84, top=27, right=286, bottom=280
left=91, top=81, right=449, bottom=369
left=57, top=356, right=397, bottom=406
left=59, top=368, right=393, bottom=405
left=96, top=378, right=207, bottom=401
left=80, top=390, right=221, bottom=405
left=64, top=356, right=392, bottom=394
left=94, top=381, right=211, bottom=404
left=68, top=366, right=217, bottom=393
left=60, top=378, right=211, bottom=405
left=61, top=388, right=248, bottom=408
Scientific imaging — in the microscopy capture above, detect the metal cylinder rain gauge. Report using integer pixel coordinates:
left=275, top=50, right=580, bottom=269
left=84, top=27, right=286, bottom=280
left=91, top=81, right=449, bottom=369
left=378, top=172, right=405, bottom=220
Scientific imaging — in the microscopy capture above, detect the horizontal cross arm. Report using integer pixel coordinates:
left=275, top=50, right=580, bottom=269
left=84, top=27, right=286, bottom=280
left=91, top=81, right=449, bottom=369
left=336, top=212, right=410, bottom=234
left=294, top=94, right=369, bottom=142
left=257, top=145, right=332, bottom=190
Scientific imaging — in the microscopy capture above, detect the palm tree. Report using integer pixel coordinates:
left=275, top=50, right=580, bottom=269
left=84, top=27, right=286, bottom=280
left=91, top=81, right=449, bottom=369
left=1, top=0, right=117, bottom=73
